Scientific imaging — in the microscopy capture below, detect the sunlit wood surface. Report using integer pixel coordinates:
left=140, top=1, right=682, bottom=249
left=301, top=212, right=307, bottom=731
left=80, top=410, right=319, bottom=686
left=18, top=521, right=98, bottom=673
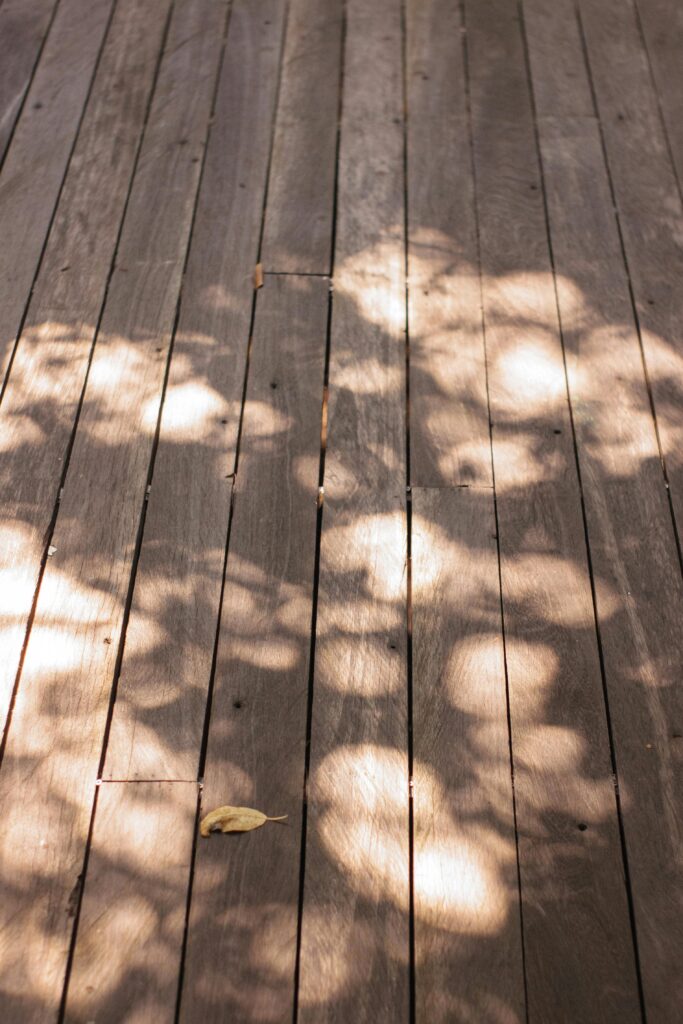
left=0, top=0, right=681, bottom=1021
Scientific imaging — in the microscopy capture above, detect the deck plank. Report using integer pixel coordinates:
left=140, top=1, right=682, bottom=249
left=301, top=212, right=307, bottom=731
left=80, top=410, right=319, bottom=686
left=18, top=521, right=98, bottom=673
left=261, top=0, right=343, bottom=274
left=179, top=274, right=328, bottom=1024
left=0, top=0, right=113, bottom=385
left=412, top=487, right=525, bottom=1023
left=577, top=0, right=683, bottom=537
left=0, top=2, right=227, bottom=1017
left=104, top=0, right=287, bottom=783
left=0, top=0, right=172, bottom=741
left=465, top=0, right=642, bottom=1019
left=297, top=2, right=410, bottom=1019
left=527, top=4, right=683, bottom=1013
left=64, top=782, right=197, bottom=1023
left=0, top=0, right=58, bottom=163
left=634, top=0, right=683, bottom=187
left=406, top=0, right=491, bottom=488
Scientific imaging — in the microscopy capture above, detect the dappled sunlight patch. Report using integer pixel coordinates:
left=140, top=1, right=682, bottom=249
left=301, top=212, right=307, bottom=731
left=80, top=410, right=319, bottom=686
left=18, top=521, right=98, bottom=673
left=503, top=552, right=619, bottom=627
left=0, top=412, right=45, bottom=451
left=501, top=638, right=559, bottom=718
left=145, top=380, right=231, bottom=442
left=321, top=511, right=406, bottom=602
left=493, top=336, right=566, bottom=416
left=414, top=840, right=508, bottom=935
left=443, top=633, right=506, bottom=714
left=314, top=744, right=409, bottom=906
left=228, top=636, right=301, bottom=672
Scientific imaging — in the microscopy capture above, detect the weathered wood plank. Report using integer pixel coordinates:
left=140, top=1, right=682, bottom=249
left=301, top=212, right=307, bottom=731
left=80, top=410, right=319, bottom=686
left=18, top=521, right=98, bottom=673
left=64, top=781, right=197, bottom=1023
left=0, top=0, right=113, bottom=384
left=261, top=0, right=343, bottom=273
left=0, top=0, right=57, bottom=163
left=104, top=0, right=287, bottom=783
left=412, top=487, right=525, bottom=1023
left=465, top=1, right=642, bottom=1018
left=634, top=0, right=683, bottom=187
left=179, top=274, right=328, bottom=1024
left=406, top=0, right=490, bottom=486
left=538, top=113, right=683, bottom=1024
left=0, top=0, right=171, bottom=741
left=577, top=0, right=683, bottom=537
left=0, top=3, right=227, bottom=1018
left=297, top=2, right=409, bottom=1018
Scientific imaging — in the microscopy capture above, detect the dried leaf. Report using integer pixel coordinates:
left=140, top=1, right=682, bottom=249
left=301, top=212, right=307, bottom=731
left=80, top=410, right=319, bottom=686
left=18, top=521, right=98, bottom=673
left=254, top=263, right=264, bottom=289
left=200, top=805, right=287, bottom=837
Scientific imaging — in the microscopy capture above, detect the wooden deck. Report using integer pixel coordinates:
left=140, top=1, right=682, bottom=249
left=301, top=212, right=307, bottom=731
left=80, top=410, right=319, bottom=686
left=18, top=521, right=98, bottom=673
left=0, top=0, right=682, bottom=1020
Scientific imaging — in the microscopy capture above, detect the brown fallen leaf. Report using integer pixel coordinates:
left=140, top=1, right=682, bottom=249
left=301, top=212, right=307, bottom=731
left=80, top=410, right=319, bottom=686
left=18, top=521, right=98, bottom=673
left=254, top=263, right=263, bottom=289
left=200, top=805, right=287, bottom=837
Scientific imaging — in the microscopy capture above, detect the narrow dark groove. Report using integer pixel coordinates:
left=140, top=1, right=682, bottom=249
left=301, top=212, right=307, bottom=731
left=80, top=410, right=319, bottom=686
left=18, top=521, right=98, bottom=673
left=0, top=0, right=63, bottom=173
left=0, top=0, right=118, bottom=405
left=573, top=1, right=683, bottom=587
left=56, top=782, right=102, bottom=1021
left=460, top=3, right=530, bottom=1020
left=519, top=3, right=647, bottom=1018
left=292, top=1, right=346, bottom=1016
left=0, top=0, right=176, bottom=772
left=174, top=784, right=203, bottom=1023
left=399, top=1, right=415, bottom=1020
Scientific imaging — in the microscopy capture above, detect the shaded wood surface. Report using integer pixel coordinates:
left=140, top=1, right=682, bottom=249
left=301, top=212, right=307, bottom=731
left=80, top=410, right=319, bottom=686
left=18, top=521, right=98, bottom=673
left=105, top=0, right=287, bottom=783
left=1, top=0, right=682, bottom=1021
left=65, top=781, right=197, bottom=1023
left=180, top=274, right=328, bottom=1023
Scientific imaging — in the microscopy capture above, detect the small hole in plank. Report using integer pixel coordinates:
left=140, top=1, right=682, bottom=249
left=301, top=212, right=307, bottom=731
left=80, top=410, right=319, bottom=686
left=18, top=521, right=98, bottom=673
left=270, top=381, right=278, bottom=389
left=553, top=428, right=562, bottom=435
left=233, top=700, right=243, bottom=709
left=577, top=823, right=588, bottom=832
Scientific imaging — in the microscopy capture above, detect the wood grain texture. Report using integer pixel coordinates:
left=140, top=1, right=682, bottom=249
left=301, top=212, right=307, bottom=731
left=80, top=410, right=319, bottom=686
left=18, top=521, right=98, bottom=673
left=298, top=4, right=409, bottom=1019
left=406, top=0, right=491, bottom=487
left=179, top=275, right=328, bottom=1024
left=634, top=0, right=683, bottom=187
left=538, top=112, right=683, bottom=1024
left=577, top=0, right=683, bottom=585
left=0, top=0, right=57, bottom=162
left=104, top=0, right=287, bottom=783
left=0, top=0, right=172, bottom=743
left=412, top=487, right=524, bottom=1024
left=261, top=0, right=343, bottom=273
left=466, top=1, right=641, bottom=1018
left=0, top=0, right=113, bottom=383
left=64, top=782, right=197, bottom=1023
left=0, top=3, right=226, bottom=1018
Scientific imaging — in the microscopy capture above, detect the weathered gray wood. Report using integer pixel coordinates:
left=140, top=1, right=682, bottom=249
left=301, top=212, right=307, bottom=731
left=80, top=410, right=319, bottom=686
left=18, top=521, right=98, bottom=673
left=0, top=2, right=226, bottom=1017
left=412, top=487, right=525, bottom=1023
left=466, top=1, right=642, bottom=1018
left=0, top=0, right=113, bottom=384
left=179, top=274, right=328, bottom=1023
left=406, top=0, right=491, bottom=486
left=523, top=0, right=593, bottom=117
left=297, top=3, right=409, bottom=1019
left=577, top=0, right=683, bottom=537
left=64, top=781, right=197, bottom=1023
left=104, top=0, right=287, bottom=783
left=634, top=0, right=683, bottom=188
left=261, top=0, right=343, bottom=273
left=526, top=2, right=683, bottom=1014
left=0, top=0, right=57, bottom=163
left=0, top=0, right=173, bottom=741
left=539, top=113, right=683, bottom=1024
